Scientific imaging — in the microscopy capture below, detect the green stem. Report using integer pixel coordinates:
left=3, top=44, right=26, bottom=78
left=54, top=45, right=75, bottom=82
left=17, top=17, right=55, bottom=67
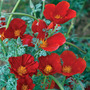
left=0, top=0, right=3, bottom=16
left=65, top=42, right=86, bottom=54
left=32, top=8, right=36, bottom=18
left=67, top=18, right=75, bottom=36
left=0, top=39, right=6, bottom=56
left=7, top=13, right=39, bottom=22
left=78, top=80, right=85, bottom=90
left=6, top=0, right=21, bottom=29
left=41, top=0, right=45, bottom=19
left=48, top=79, right=52, bottom=89
left=62, top=76, right=66, bottom=86
left=30, top=0, right=36, bottom=18
left=47, top=24, right=58, bottom=38
left=49, top=75, right=64, bottom=90
left=43, top=76, right=47, bottom=85
left=42, top=76, right=47, bottom=89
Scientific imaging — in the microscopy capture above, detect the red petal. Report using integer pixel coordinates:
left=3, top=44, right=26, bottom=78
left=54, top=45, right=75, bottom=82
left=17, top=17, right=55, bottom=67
left=43, top=4, right=55, bottom=21
left=54, top=1, right=70, bottom=17
left=72, top=58, right=86, bottom=74
left=21, top=34, right=34, bottom=47
left=60, top=50, right=76, bottom=66
left=57, top=9, right=76, bottom=24
left=8, top=56, right=22, bottom=69
left=47, top=22, right=60, bottom=30
left=47, top=33, right=66, bottom=45
left=41, top=33, right=66, bottom=51
left=32, top=19, right=47, bottom=39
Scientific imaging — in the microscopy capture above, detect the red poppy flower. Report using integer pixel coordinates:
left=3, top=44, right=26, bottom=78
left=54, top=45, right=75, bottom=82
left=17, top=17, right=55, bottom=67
left=38, top=53, right=61, bottom=75
left=43, top=1, right=76, bottom=24
left=8, top=54, right=39, bottom=78
left=21, top=34, right=34, bottom=47
left=32, top=19, right=47, bottom=39
left=60, top=50, right=86, bottom=76
left=17, top=75, right=35, bottom=90
left=4, top=18, right=27, bottom=39
left=39, top=32, right=66, bottom=51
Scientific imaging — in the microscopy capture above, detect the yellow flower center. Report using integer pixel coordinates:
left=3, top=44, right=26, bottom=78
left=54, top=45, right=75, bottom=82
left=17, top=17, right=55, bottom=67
left=40, top=39, right=47, bottom=48
left=44, top=65, right=53, bottom=74
left=62, top=66, right=72, bottom=73
left=21, top=84, right=28, bottom=90
left=14, top=30, right=21, bottom=36
left=17, top=66, right=27, bottom=76
left=54, top=15, right=63, bottom=19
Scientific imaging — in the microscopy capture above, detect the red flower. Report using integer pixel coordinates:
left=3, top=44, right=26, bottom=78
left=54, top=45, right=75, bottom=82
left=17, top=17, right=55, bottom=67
left=43, top=1, right=76, bottom=24
left=60, top=50, right=86, bottom=76
left=32, top=19, right=47, bottom=39
left=17, top=75, right=35, bottom=90
left=39, top=32, right=66, bottom=51
left=4, top=18, right=27, bottom=39
left=8, top=54, right=39, bottom=78
left=22, top=20, right=65, bottom=51
left=38, top=53, right=61, bottom=75
left=21, top=34, right=34, bottom=47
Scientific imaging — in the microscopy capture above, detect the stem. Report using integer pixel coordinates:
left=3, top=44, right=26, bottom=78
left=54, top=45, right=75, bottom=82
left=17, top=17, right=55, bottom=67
left=78, top=80, right=85, bottom=90
left=43, top=76, right=47, bottom=88
left=67, top=18, right=75, bottom=36
left=43, top=76, right=47, bottom=85
left=65, top=42, right=86, bottom=54
left=48, top=79, right=52, bottom=89
left=47, top=24, right=58, bottom=38
left=30, top=0, right=36, bottom=18
left=0, top=0, right=3, bottom=16
left=49, top=75, right=64, bottom=90
left=7, top=13, right=39, bottom=22
left=40, top=0, right=45, bottom=19
left=0, top=39, right=6, bottom=56
left=6, top=0, right=21, bottom=29
left=62, top=76, right=66, bottom=86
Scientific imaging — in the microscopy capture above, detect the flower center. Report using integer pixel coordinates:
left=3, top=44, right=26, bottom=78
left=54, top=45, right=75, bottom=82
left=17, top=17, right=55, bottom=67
left=17, top=66, right=27, bottom=76
left=44, top=65, right=53, bottom=74
left=21, top=84, right=28, bottom=90
left=54, top=15, right=63, bottom=19
left=62, top=66, right=72, bottom=73
left=40, top=39, right=47, bottom=48
left=14, top=30, right=21, bottom=36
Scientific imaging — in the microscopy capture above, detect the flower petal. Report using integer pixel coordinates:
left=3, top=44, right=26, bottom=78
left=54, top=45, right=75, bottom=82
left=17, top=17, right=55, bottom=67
left=43, top=4, right=55, bottom=21
left=21, top=34, right=34, bottom=47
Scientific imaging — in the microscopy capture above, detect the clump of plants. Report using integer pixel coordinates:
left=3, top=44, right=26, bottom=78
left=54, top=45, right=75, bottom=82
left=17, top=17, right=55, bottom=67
left=0, top=0, right=89, bottom=90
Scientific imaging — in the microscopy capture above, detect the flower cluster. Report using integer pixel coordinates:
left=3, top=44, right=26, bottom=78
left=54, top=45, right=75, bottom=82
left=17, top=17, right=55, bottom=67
left=4, top=1, right=86, bottom=90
